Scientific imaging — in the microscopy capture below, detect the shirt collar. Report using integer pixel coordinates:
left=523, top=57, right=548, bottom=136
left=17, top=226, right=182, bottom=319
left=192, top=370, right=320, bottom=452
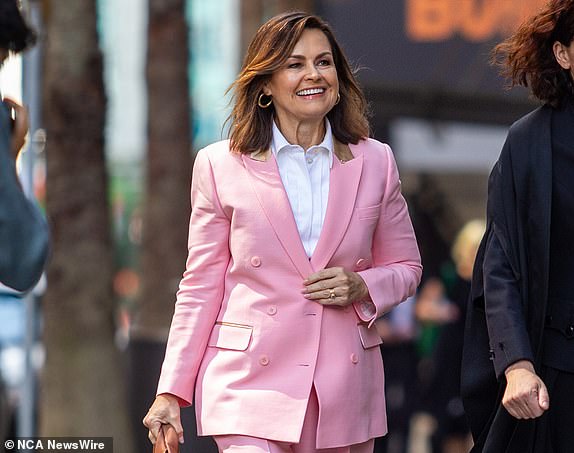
left=271, top=119, right=334, bottom=168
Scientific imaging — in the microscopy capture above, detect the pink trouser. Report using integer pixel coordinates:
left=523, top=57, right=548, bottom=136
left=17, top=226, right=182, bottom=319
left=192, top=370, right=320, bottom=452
left=213, top=387, right=375, bottom=453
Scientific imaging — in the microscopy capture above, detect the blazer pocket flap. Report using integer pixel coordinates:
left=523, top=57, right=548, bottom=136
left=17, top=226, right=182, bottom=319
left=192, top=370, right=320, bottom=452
left=357, top=324, right=383, bottom=349
left=357, top=204, right=381, bottom=220
left=208, top=322, right=253, bottom=351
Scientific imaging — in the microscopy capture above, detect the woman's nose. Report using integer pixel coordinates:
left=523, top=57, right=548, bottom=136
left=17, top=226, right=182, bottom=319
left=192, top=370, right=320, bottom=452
left=304, top=63, right=321, bottom=80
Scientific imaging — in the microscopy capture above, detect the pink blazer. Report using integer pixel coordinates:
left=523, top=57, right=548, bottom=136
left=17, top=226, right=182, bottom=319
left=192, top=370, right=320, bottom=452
left=157, top=138, right=422, bottom=448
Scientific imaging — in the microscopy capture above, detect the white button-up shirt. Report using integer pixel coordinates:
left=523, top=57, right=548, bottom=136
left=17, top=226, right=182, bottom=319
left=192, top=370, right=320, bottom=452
left=271, top=120, right=334, bottom=257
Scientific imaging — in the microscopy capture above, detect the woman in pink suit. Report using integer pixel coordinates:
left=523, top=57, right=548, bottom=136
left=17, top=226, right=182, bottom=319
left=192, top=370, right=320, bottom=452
left=144, top=12, right=421, bottom=453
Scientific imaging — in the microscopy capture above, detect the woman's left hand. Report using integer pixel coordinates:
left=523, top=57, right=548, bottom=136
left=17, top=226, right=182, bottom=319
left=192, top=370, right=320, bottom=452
left=302, top=267, right=369, bottom=307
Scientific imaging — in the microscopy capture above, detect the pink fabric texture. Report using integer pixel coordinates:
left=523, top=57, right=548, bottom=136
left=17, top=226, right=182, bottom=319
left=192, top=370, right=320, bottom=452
left=157, top=138, right=422, bottom=448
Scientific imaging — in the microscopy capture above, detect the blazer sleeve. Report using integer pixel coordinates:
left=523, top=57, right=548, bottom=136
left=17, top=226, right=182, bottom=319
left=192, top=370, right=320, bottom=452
left=482, top=224, right=533, bottom=378
left=481, top=141, right=534, bottom=378
left=0, top=107, right=49, bottom=292
left=157, top=148, right=231, bottom=406
left=355, top=144, right=422, bottom=325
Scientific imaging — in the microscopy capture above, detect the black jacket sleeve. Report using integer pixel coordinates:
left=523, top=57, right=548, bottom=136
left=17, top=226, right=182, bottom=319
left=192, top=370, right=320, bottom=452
left=481, top=129, right=535, bottom=378
left=483, top=223, right=534, bottom=378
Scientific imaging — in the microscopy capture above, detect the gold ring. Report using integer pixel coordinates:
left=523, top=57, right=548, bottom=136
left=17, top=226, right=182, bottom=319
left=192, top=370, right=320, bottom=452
left=329, top=289, right=336, bottom=300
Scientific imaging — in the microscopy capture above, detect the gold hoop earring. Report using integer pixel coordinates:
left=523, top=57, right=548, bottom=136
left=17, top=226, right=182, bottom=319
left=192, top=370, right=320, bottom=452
left=335, top=93, right=340, bottom=105
left=258, top=93, right=273, bottom=108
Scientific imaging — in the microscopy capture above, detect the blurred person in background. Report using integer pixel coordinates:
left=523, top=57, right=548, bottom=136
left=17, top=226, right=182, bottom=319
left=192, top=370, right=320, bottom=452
left=144, top=11, right=421, bottom=453
left=461, top=1, right=574, bottom=452
left=0, top=0, right=49, bottom=441
left=427, top=220, right=484, bottom=453
left=0, top=0, right=48, bottom=292
left=373, top=296, right=418, bottom=453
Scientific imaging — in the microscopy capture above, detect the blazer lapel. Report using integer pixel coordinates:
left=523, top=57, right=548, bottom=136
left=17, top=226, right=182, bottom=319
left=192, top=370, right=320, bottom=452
left=525, top=106, right=552, bottom=357
left=241, top=153, right=313, bottom=278
left=311, top=143, right=363, bottom=271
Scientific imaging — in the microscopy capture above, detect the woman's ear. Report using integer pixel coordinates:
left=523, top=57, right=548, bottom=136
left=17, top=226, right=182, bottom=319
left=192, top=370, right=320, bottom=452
left=553, top=41, right=572, bottom=70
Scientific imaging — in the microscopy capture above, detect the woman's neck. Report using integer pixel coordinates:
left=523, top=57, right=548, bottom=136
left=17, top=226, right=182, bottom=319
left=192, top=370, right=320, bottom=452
left=275, top=116, right=326, bottom=151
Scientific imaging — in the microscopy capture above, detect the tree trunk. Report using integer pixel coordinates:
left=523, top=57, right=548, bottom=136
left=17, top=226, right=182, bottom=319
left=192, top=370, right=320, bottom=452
left=131, top=0, right=192, bottom=341
left=128, top=0, right=202, bottom=451
left=40, top=1, right=133, bottom=451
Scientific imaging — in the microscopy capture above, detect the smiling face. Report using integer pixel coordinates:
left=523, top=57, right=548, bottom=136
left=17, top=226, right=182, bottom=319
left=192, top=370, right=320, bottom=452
left=263, top=28, right=339, bottom=128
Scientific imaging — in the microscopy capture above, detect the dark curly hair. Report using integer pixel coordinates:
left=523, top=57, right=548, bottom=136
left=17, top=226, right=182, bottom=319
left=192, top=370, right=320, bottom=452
left=0, top=0, right=36, bottom=53
left=227, top=11, right=370, bottom=154
left=493, top=0, right=574, bottom=107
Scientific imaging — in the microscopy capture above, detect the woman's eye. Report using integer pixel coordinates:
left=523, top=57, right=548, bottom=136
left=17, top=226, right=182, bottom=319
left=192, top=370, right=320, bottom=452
left=317, top=59, right=332, bottom=66
left=287, top=62, right=301, bottom=69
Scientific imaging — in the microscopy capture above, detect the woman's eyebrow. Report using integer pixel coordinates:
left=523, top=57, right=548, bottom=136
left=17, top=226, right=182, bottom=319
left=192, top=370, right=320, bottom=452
left=287, top=51, right=333, bottom=60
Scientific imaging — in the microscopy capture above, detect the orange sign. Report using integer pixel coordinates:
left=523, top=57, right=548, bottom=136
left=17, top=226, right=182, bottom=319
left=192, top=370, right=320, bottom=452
left=407, top=0, right=547, bottom=42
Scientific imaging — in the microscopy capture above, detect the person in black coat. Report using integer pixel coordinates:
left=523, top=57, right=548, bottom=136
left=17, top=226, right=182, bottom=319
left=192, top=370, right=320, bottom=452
left=461, top=1, right=574, bottom=452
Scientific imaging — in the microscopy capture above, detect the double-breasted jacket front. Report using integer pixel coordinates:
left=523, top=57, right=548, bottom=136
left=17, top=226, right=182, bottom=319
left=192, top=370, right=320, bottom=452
left=157, top=137, right=421, bottom=448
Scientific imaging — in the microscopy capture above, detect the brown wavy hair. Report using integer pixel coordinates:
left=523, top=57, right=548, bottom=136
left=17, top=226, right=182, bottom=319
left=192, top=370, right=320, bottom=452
left=492, top=0, right=574, bottom=107
left=227, top=11, right=370, bottom=154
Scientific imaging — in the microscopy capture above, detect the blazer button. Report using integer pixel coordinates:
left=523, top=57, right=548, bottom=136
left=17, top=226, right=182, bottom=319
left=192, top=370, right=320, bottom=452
left=250, top=256, right=261, bottom=267
left=267, top=306, right=277, bottom=316
left=259, top=355, right=270, bottom=366
left=350, top=353, right=359, bottom=364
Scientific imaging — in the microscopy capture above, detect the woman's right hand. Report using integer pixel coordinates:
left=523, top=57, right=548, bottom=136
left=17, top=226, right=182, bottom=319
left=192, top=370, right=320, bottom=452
left=143, top=394, right=184, bottom=445
left=503, top=360, right=549, bottom=419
